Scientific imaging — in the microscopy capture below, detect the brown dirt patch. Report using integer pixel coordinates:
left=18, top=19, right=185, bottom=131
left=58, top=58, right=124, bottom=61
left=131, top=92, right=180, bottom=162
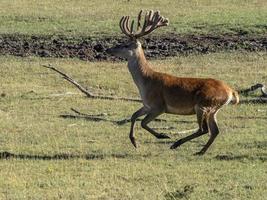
left=0, top=33, right=266, bottom=61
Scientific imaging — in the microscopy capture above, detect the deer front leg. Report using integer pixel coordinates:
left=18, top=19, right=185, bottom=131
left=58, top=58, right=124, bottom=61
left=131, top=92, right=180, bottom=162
left=141, top=111, right=170, bottom=139
left=129, top=107, right=147, bottom=147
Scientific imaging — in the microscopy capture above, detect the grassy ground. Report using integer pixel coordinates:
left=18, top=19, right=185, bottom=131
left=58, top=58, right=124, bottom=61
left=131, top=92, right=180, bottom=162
left=0, top=0, right=266, bottom=37
left=0, top=52, right=266, bottom=199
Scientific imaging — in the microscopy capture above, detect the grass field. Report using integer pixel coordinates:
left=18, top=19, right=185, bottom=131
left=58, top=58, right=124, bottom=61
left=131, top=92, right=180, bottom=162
left=0, top=0, right=267, bottom=199
left=0, top=0, right=267, bottom=37
left=0, top=52, right=266, bottom=199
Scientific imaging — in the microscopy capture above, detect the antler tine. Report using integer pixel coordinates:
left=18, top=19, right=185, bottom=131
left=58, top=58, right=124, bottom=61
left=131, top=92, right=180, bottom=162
left=151, top=11, right=158, bottom=25
left=122, top=16, right=133, bottom=37
left=145, top=11, right=168, bottom=36
left=125, top=16, right=132, bottom=34
left=140, top=11, right=150, bottom=33
left=137, top=10, right=143, bottom=31
left=120, top=16, right=131, bottom=37
left=158, top=17, right=169, bottom=27
left=119, top=16, right=127, bottom=36
left=130, top=20, right=135, bottom=34
left=144, top=11, right=160, bottom=32
left=147, top=10, right=154, bottom=25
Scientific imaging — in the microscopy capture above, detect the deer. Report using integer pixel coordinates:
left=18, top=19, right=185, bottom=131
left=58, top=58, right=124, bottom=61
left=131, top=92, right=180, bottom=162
left=106, top=10, right=239, bottom=155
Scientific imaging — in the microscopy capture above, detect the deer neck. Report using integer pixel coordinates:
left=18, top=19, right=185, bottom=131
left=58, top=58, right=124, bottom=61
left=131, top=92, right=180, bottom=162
left=127, top=48, right=154, bottom=87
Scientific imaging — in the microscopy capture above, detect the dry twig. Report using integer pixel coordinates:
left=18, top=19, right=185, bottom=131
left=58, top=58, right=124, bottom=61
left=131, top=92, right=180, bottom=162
left=238, top=83, right=267, bottom=97
left=41, top=64, right=141, bottom=102
left=238, top=83, right=267, bottom=104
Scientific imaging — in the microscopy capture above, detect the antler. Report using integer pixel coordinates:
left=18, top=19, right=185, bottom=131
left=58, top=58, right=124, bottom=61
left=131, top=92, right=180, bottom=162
left=119, top=10, right=169, bottom=39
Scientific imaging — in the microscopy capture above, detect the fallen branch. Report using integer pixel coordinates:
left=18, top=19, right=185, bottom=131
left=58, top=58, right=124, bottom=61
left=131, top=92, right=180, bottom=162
left=238, top=83, right=267, bottom=97
left=60, top=114, right=112, bottom=123
left=237, top=83, right=267, bottom=104
left=70, top=108, right=108, bottom=117
left=41, top=64, right=141, bottom=103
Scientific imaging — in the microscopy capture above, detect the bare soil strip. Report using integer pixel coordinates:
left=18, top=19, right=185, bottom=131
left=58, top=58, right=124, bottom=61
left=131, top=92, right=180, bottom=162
left=0, top=33, right=266, bottom=61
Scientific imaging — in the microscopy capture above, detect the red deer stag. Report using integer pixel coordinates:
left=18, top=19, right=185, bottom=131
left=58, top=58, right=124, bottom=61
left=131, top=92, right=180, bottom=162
left=106, top=10, right=239, bottom=155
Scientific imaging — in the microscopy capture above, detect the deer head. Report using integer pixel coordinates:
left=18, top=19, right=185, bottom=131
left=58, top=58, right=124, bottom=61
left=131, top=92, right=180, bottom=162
left=106, top=10, right=169, bottom=59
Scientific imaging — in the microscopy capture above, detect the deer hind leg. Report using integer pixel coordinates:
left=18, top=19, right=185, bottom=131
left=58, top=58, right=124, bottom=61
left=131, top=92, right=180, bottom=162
left=195, top=109, right=220, bottom=155
left=141, top=111, right=170, bottom=139
left=170, top=106, right=209, bottom=149
left=129, top=107, right=147, bottom=148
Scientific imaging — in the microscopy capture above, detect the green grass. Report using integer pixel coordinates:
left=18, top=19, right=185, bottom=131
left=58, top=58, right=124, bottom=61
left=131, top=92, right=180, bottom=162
left=0, top=0, right=266, bottom=37
left=0, top=52, right=266, bottom=199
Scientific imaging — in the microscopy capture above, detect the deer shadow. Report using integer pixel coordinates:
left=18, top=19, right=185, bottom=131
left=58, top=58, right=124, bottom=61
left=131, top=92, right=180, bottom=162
left=215, top=141, right=267, bottom=162
left=0, top=151, right=148, bottom=161
left=214, top=153, right=267, bottom=162
left=0, top=151, right=102, bottom=160
left=60, top=113, right=194, bottom=126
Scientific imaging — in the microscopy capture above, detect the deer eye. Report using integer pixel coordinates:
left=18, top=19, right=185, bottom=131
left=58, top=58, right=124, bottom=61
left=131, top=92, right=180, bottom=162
left=124, top=44, right=130, bottom=48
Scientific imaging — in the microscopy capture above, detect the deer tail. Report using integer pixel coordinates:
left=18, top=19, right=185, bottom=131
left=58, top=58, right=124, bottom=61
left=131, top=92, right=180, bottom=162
left=231, top=90, right=239, bottom=105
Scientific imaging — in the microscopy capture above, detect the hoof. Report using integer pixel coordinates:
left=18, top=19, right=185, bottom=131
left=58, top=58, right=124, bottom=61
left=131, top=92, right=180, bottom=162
left=130, top=137, right=137, bottom=148
left=193, top=151, right=205, bottom=156
left=170, top=143, right=179, bottom=149
left=157, top=134, right=171, bottom=139
left=170, top=140, right=182, bottom=149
